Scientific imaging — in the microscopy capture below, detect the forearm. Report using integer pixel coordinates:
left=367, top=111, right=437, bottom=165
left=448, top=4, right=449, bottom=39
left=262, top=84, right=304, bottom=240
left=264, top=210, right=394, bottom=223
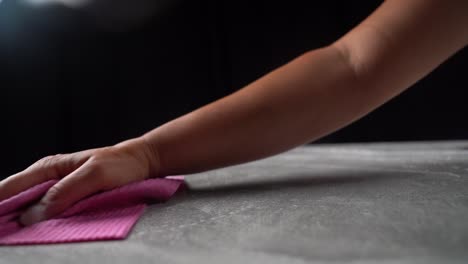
left=140, top=0, right=468, bottom=177
left=142, top=46, right=377, bottom=176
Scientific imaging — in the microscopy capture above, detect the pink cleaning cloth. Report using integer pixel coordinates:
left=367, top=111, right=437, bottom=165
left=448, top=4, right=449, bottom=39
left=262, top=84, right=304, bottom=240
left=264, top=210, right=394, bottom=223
left=0, top=177, right=184, bottom=245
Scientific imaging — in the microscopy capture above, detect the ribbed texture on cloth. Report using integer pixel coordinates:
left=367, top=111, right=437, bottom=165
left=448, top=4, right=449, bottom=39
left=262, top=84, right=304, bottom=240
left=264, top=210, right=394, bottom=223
left=0, top=177, right=184, bottom=245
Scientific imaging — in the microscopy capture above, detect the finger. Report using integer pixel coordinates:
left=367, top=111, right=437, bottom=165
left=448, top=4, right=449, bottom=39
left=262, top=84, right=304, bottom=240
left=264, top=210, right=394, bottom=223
left=0, top=151, right=92, bottom=202
left=20, top=159, right=111, bottom=226
left=0, top=155, right=68, bottom=202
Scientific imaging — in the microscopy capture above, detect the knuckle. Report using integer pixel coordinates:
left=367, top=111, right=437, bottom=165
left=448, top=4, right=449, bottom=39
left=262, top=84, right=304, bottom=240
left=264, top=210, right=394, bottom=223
left=35, top=154, right=63, bottom=168
left=36, top=156, right=54, bottom=166
left=30, top=154, right=69, bottom=180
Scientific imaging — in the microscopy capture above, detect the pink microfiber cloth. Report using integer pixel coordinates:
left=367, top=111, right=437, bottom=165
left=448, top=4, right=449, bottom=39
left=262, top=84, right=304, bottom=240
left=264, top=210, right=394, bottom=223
left=0, top=177, right=184, bottom=245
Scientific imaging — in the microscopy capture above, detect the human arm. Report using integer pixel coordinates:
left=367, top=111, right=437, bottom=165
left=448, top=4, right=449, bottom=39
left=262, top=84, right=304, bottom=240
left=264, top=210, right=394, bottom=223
left=1, top=0, right=467, bottom=225
left=144, top=0, right=468, bottom=175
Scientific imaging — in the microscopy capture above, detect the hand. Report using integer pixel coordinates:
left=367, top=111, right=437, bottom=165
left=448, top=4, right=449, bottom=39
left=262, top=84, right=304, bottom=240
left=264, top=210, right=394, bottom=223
left=0, top=137, right=159, bottom=226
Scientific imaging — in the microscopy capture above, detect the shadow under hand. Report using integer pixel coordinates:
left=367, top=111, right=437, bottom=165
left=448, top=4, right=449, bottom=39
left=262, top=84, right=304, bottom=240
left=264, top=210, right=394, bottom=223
left=182, top=168, right=416, bottom=198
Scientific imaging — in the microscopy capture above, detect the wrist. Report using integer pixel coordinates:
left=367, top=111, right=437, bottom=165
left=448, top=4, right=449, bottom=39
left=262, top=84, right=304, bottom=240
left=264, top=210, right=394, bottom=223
left=114, top=136, right=162, bottom=178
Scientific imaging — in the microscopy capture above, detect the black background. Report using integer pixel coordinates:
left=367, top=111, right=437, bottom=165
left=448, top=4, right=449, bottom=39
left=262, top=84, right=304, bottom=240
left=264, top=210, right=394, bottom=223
left=0, top=0, right=467, bottom=177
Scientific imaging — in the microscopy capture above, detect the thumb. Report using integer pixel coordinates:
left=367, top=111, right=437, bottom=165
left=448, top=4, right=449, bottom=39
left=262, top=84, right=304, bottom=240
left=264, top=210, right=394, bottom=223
left=19, top=161, right=107, bottom=226
left=19, top=184, right=72, bottom=226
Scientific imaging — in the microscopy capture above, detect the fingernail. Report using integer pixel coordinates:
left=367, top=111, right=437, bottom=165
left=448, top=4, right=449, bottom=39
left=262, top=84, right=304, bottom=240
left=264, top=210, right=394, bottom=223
left=20, top=204, right=48, bottom=226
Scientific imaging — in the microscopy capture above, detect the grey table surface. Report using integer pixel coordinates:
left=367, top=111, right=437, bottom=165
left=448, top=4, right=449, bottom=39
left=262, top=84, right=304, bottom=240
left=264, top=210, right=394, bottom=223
left=1, top=141, right=468, bottom=264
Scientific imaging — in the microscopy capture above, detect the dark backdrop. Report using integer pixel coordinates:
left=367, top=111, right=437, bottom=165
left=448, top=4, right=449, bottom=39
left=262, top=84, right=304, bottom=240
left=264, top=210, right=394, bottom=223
left=1, top=0, right=467, bottom=177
